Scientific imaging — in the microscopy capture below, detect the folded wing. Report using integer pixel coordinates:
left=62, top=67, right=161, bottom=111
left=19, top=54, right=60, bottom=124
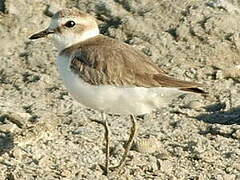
left=62, top=35, right=205, bottom=94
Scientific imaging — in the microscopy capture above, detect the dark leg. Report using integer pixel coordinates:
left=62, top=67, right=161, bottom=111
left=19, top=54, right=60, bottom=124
left=114, top=114, right=138, bottom=174
left=102, top=112, right=110, bottom=175
left=90, top=112, right=110, bottom=175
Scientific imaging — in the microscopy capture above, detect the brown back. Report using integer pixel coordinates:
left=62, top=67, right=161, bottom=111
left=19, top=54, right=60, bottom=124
left=61, top=35, right=204, bottom=93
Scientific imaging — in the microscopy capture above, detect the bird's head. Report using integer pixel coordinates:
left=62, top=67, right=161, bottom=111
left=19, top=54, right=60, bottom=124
left=29, top=8, right=99, bottom=51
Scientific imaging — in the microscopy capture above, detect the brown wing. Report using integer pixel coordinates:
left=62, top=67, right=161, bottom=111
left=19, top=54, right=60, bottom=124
left=62, top=35, right=204, bottom=93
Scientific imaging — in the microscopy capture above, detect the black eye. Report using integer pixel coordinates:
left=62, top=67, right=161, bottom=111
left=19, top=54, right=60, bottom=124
left=64, top=21, right=76, bottom=28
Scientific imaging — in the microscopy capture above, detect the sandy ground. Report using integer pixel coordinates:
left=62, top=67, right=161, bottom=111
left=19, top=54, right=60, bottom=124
left=0, top=0, right=240, bottom=179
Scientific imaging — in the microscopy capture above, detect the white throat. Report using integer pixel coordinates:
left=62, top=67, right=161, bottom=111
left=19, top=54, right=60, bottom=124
left=53, top=28, right=99, bottom=52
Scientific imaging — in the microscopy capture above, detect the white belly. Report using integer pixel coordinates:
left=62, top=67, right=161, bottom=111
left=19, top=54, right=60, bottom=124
left=56, top=56, right=185, bottom=115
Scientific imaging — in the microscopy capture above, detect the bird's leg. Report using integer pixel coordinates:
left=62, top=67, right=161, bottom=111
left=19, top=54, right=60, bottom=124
left=90, top=112, right=110, bottom=175
left=102, top=112, right=110, bottom=175
left=113, top=114, right=138, bottom=174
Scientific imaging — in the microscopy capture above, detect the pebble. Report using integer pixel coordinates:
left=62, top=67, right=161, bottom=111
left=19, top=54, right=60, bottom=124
left=45, top=2, right=61, bottom=17
left=39, top=156, right=52, bottom=167
left=12, top=147, right=25, bottom=160
left=157, top=160, right=173, bottom=174
left=0, top=124, right=18, bottom=133
left=0, top=111, right=31, bottom=128
left=187, top=101, right=203, bottom=110
left=216, top=65, right=240, bottom=79
left=232, top=162, right=240, bottom=171
left=232, top=129, right=240, bottom=140
left=224, top=66, right=240, bottom=78
left=216, top=70, right=224, bottom=79
left=132, top=137, right=160, bottom=154
left=223, top=174, right=236, bottom=180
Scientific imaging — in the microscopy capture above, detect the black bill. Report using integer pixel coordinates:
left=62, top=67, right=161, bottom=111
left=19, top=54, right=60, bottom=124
left=29, top=29, right=54, bottom=40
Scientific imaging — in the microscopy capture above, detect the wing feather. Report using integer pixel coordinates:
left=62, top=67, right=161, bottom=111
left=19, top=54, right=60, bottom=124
left=62, top=35, right=205, bottom=93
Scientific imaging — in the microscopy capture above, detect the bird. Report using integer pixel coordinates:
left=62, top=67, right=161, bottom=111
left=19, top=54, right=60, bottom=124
left=29, top=8, right=205, bottom=176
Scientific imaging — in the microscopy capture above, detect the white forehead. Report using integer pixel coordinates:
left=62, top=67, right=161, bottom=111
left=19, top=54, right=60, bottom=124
left=48, top=17, right=91, bottom=30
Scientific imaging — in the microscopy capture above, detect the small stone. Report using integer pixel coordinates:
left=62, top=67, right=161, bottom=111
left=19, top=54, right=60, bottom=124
left=12, top=147, right=25, bottom=160
left=187, top=101, right=203, bottom=110
left=157, top=160, right=173, bottom=174
left=61, top=169, right=72, bottom=177
left=72, top=127, right=89, bottom=135
left=216, top=70, right=224, bottom=79
left=39, top=156, right=52, bottom=167
left=0, top=124, right=18, bottom=133
left=225, top=166, right=233, bottom=173
left=232, top=162, right=240, bottom=171
left=232, top=129, right=240, bottom=140
left=215, top=174, right=224, bottom=180
left=217, top=65, right=240, bottom=79
left=0, top=111, right=31, bottom=128
left=199, top=174, right=208, bottom=180
left=45, top=2, right=61, bottom=17
left=132, top=137, right=160, bottom=154
left=223, top=66, right=240, bottom=78
left=223, top=174, right=236, bottom=180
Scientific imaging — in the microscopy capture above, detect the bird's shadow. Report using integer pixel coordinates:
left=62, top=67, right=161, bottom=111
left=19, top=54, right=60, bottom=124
left=0, top=132, right=14, bottom=156
left=196, top=103, right=240, bottom=125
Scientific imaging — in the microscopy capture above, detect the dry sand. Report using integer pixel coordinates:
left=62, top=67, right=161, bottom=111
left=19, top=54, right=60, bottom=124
left=0, top=0, right=240, bottom=179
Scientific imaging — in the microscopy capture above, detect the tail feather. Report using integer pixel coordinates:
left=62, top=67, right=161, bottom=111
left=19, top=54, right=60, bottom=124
left=180, top=87, right=206, bottom=94
left=153, top=74, right=206, bottom=94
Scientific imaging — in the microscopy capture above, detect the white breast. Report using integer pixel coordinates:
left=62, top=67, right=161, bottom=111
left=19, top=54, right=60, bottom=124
left=56, top=55, right=186, bottom=115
